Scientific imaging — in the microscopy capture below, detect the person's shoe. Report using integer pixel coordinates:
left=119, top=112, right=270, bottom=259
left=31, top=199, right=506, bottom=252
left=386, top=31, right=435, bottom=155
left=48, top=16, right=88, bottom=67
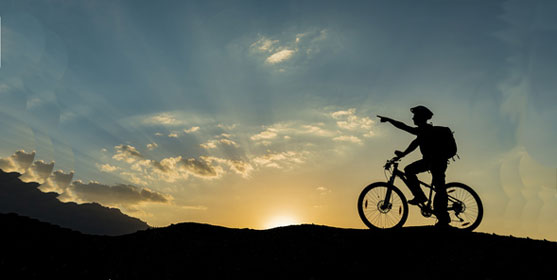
left=407, top=197, right=426, bottom=205
left=435, top=213, right=451, bottom=228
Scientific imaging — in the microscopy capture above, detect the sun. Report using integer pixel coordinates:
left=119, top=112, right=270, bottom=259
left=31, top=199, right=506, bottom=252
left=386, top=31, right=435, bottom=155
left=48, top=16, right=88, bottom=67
left=263, top=215, right=299, bottom=229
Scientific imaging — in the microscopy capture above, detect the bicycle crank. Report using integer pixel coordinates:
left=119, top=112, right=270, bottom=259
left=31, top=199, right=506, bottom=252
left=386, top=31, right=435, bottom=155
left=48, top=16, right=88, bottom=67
left=420, top=207, right=433, bottom=218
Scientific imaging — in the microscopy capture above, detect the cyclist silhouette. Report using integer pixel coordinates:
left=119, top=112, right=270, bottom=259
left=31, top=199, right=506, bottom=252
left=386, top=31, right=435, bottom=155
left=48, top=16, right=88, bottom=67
left=377, top=105, right=451, bottom=227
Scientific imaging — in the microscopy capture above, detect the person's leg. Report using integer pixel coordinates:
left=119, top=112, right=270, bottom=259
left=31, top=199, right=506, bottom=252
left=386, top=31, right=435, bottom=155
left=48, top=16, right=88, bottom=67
left=431, top=161, right=449, bottom=225
left=404, top=160, right=429, bottom=204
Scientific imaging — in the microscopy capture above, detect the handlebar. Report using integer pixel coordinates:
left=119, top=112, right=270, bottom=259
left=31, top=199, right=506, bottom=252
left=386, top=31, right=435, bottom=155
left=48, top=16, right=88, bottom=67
left=384, top=156, right=401, bottom=170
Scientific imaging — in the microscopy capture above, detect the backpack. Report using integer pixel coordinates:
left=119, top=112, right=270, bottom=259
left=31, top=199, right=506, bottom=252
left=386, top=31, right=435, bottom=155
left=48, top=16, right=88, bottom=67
left=431, top=126, right=457, bottom=160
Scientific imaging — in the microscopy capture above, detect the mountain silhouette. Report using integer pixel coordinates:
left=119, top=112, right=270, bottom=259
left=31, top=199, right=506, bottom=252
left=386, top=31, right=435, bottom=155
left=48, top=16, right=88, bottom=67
left=0, top=212, right=554, bottom=279
left=0, top=169, right=148, bottom=235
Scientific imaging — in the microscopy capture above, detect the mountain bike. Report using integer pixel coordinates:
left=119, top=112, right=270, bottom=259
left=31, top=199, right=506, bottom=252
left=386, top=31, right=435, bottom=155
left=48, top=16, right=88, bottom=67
left=357, top=156, right=483, bottom=231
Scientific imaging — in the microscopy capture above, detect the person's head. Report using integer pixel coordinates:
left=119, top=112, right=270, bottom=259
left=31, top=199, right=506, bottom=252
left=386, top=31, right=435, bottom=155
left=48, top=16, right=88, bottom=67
left=410, top=105, right=433, bottom=126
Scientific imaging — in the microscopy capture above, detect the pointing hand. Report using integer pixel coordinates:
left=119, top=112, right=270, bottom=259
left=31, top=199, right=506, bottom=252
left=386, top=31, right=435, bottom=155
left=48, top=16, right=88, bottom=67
left=377, top=115, right=389, bottom=123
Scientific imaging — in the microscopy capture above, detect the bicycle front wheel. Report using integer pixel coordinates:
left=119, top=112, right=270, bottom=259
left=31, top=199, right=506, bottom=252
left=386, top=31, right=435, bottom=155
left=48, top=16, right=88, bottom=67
left=358, top=182, right=409, bottom=229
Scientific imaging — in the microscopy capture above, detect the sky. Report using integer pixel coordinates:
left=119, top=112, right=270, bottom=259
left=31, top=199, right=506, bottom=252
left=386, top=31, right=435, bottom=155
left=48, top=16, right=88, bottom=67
left=0, top=0, right=556, bottom=240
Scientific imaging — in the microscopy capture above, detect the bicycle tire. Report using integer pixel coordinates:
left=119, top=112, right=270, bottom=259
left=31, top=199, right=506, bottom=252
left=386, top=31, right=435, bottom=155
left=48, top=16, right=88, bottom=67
left=357, top=182, right=409, bottom=229
left=444, top=182, right=483, bottom=231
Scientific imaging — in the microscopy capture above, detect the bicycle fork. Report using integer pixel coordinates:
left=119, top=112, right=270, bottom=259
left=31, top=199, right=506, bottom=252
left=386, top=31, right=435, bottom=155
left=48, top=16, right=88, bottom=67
left=381, top=173, right=397, bottom=211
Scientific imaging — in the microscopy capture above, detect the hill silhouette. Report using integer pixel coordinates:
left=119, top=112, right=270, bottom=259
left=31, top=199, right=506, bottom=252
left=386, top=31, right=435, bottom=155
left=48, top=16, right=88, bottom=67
left=0, top=169, right=149, bottom=235
left=0, top=213, right=554, bottom=279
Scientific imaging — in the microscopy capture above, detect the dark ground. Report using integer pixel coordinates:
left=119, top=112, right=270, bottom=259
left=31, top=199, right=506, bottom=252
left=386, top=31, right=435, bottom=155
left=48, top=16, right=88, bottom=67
left=1, top=213, right=555, bottom=279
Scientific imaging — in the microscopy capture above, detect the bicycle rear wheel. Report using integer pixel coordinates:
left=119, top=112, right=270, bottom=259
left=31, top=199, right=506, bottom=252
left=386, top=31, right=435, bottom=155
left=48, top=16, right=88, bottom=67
left=445, top=182, right=483, bottom=231
left=358, top=182, right=408, bottom=229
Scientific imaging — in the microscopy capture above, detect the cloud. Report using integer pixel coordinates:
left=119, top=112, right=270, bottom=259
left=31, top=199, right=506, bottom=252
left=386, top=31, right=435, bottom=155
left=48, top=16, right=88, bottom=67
left=102, top=106, right=375, bottom=185
left=118, top=154, right=225, bottom=182
left=19, top=160, right=55, bottom=184
left=250, top=29, right=330, bottom=69
left=218, top=138, right=238, bottom=147
left=144, top=113, right=182, bottom=126
left=148, top=156, right=186, bottom=182
left=200, top=137, right=239, bottom=150
left=0, top=151, right=74, bottom=193
left=200, top=140, right=218, bottom=149
left=0, top=157, right=19, bottom=172
left=226, top=159, right=253, bottom=177
left=184, top=126, right=200, bottom=133
left=250, top=122, right=332, bottom=143
left=180, top=157, right=223, bottom=179
left=109, top=141, right=252, bottom=181
left=250, top=128, right=279, bottom=141
left=203, top=157, right=253, bottom=178
left=108, top=107, right=376, bottom=187
left=0, top=150, right=36, bottom=173
left=253, top=151, right=307, bottom=169
left=217, top=124, right=237, bottom=130
left=316, top=186, right=332, bottom=195
left=55, top=168, right=171, bottom=208
left=120, top=171, right=150, bottom=186
left=113, top=144, right=144, bottom=163
left=251, top=36, right=279, bottom=52
left=249, top=113, right=371, bottom=147
left=67, top=181, right=171, bottom=206
left=333, top=135, right=362, bottom=144
left=146, top=142, right=158, bottom=150
left=250, top=36, right=279, bottom=52
left=0, top=149, right=172, bottom=214
left=122, top=111, right=213, bottom=131
left=181, top=205, right=208, bottom=211
left=98, top=163, right=120, bottom=173
left=0, top=170, right=149, bottom=235
left=50, top=170, right=74, bottom=189
left=330, top=108, right=375, bottom=139
left=265, top=49, right=296, bottom=64
left=331, top=108, right=356, bottom=119
left=331, top=108, right=374, bottom=131
left=300, top=124, right=335, bottom=137
left=38, top=170, right=74, bottom=193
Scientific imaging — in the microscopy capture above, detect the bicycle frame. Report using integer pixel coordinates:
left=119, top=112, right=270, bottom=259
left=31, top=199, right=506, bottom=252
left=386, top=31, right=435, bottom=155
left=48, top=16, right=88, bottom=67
left=385, top=159, right=464, bottom=217
left=385, top=160, right=436, bottom=210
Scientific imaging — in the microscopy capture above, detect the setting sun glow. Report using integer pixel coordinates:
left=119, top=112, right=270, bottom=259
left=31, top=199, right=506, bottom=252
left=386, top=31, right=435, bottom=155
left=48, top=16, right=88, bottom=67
left=264, top=215, right=299, bottom=229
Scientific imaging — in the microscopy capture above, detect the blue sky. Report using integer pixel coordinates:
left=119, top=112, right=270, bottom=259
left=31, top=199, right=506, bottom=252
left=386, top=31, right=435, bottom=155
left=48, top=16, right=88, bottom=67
left=0, top=0, right=556, bottom=238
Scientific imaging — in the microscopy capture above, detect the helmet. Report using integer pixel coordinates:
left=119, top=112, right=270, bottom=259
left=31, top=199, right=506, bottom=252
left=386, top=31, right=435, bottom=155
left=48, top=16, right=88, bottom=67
left=410, top=105, right=434, bottom=120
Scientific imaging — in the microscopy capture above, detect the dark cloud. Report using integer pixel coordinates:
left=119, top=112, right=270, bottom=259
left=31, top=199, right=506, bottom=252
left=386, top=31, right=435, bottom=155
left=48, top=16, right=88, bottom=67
left=113, top=144, right=144, bottom=163
left=51, top=170, right=74, bottom=189
left=20, top=160, right=55, bottom=183
left=0, top=150, right=36, bottom=173
left=39, top=170, right=75, bottom=193
left=12, top=150, right=36, bottom=170
left=1, top=150, right=172, bottom=210
left=70, top=181, right=170, bottom=206
left=180, top=157, right=221, bottom=178
left=0, top=158, right=15, bottom=172
left=0, top=169, right=149, bottom=235
left=150, top=160, right=170, bottom=173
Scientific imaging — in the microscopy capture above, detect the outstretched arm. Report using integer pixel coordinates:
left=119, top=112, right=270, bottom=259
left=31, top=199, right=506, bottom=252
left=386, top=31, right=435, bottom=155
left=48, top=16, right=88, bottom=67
left=377, top=115, right=417, bottom=135
left=395, top=139, right=419, bottom=158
